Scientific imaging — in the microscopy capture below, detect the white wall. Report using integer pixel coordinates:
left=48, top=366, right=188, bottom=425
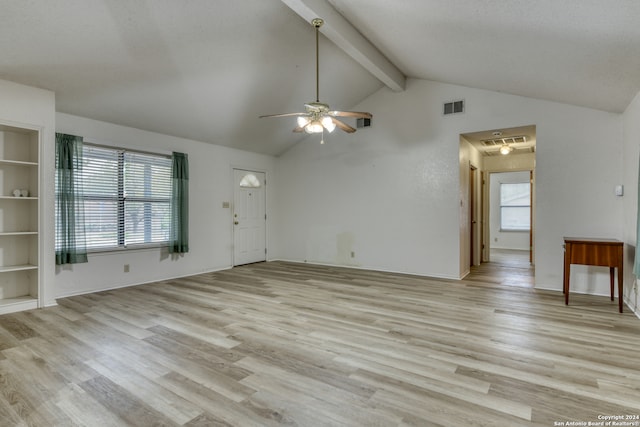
left=622, top=90, right=640, bottom=316
left=1, top=78, right=631, bottom=309
left=274, top=78, right=623, bottom=294
left=0, top=79, right=56, bottom=306
left=54, top=113, right=276, bottom=298
left=489, top=171, right=530, bottom=250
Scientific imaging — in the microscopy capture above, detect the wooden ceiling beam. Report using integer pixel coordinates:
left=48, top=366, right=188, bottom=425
left=280, top=0, right=406, bottom=92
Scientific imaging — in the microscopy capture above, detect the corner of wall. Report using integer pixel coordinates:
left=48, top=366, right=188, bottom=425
left=622, top=89, right=640, bottom=316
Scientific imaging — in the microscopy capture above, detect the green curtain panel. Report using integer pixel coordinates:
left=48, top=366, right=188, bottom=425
left=55, top=133, right=88, bottom=265
left=169, top=152, right=189, bottom=253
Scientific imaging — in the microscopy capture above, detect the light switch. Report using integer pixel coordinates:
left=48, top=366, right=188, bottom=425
left=222, top=201, right=230, bottom=208
left=615, top=185, right=624, bottom=197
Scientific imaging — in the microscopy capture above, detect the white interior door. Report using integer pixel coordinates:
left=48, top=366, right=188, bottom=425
left=233, top=169, right=266, bottom=266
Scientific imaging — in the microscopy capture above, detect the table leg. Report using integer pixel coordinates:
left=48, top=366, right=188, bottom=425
left=563, top=249, right=570, bottom=305
left=609, top=267, right=615, bottom=301
left=618, top=262, right=624, bottom=313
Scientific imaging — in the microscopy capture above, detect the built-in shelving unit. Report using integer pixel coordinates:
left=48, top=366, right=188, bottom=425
left=0, top=124, right=40, bottom=315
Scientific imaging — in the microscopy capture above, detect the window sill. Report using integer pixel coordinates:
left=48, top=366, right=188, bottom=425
left=87, top=243, right=167, bottom=255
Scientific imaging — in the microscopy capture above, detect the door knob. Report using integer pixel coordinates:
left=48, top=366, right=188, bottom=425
left=234, top=221, right=239, bottom=225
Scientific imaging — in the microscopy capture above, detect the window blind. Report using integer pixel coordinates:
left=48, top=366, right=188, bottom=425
left=123, top=151, right=172, bottom=246
left=81, top=144, right=171, bottom=250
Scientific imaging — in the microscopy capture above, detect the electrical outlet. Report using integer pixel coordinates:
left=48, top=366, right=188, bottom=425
left=124, top=264, right=130, bottom=273
left=351, top=251, right=355, bottom=258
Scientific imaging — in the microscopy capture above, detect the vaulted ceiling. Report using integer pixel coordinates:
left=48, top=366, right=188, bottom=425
left=1, top=0, right=639, bottom=156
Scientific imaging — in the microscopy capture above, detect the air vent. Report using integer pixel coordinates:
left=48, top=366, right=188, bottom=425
left=356, top=117, right=371, bottom=128
left=481, top=136, right=527, bottom=146
left=443, top=100, right=464, bottom=115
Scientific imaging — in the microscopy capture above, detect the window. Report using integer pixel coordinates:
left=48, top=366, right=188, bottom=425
left=239, top=173, right=261, bottom=188
left=81, top=144, right=172, bottom=250
left=500, top=182, right=530, bottom=231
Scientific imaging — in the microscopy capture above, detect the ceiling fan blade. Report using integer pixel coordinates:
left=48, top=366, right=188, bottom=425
left=332, top=117, right=356, bottom=133
left=293, top=126, right=305, bottom=133
left=329, top=110, right=372, bottom=119
left=259, top=112, right=307, bottom=118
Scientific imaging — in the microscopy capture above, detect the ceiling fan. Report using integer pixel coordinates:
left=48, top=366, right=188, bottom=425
left=259, top=18, right=372, bottom=137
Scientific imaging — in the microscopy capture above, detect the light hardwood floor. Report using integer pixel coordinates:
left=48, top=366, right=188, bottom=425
left=1, top=261, right=639, bottom=426
left=489, top=249, right=531, bottom=269
left=466, top=249, right=534, bottom=288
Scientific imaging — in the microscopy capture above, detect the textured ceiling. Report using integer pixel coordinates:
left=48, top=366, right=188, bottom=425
left=329, top=0, right=640, bottom=114
left=1, top=0, right=639, bottom=155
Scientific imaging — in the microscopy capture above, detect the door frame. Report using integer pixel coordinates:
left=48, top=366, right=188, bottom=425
left=231, top=167, right=268, bottom=266
left=469, top=164, right=478, bottom=267
left=483, top=168, right=535, bottom=265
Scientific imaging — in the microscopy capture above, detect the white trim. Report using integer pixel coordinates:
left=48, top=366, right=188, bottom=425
left=83, top=136, right=173, bottom=157
left=270, top=258, right=462, bottom=281
left=0, top=118, right=43, bottom=132
left=53, top=265, right=233, bottom=300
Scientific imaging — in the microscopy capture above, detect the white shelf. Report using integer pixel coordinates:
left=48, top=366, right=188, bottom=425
left=0, top=196, right=38, bottom=200
left=0, top=159, right=38, bottom=167
left=0, top=125, right=40, bottom=314
left=0, top=296, right=38, bottom=315
left=0, top=264, right=38, bottom=273
left=0, top=231, right=38, bottom=236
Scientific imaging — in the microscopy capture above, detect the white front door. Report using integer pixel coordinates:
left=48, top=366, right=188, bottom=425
left=233, top=169, right=266, bottom=266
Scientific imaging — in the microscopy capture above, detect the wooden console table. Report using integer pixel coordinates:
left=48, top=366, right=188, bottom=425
left=563, top=237, right=624, bottom=313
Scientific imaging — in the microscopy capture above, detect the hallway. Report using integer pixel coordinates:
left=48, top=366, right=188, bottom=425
left=464, top=249, right=534, bottom=288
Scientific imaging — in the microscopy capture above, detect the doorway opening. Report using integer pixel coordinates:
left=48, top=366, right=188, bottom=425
left=459, top=125, right=536, bottom=285
left=469, top=164, right=478, bottom=268
left=488, top=170, right=532, bottom=268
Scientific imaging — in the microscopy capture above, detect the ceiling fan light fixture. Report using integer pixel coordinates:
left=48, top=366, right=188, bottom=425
left=258, top=17, right=371, bottom=137
left=297, top=116, right=310, bottom=127
left=305, top=120, right=324, bottom=133
left=322, top=116, right=336, bottom=132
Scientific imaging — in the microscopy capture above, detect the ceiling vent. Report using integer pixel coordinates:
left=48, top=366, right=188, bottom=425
left=356, top=117, right=371, bottom=128
left=480, top=135, right=527, bottom=146
left=443, top=100, right=464, bottom=115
